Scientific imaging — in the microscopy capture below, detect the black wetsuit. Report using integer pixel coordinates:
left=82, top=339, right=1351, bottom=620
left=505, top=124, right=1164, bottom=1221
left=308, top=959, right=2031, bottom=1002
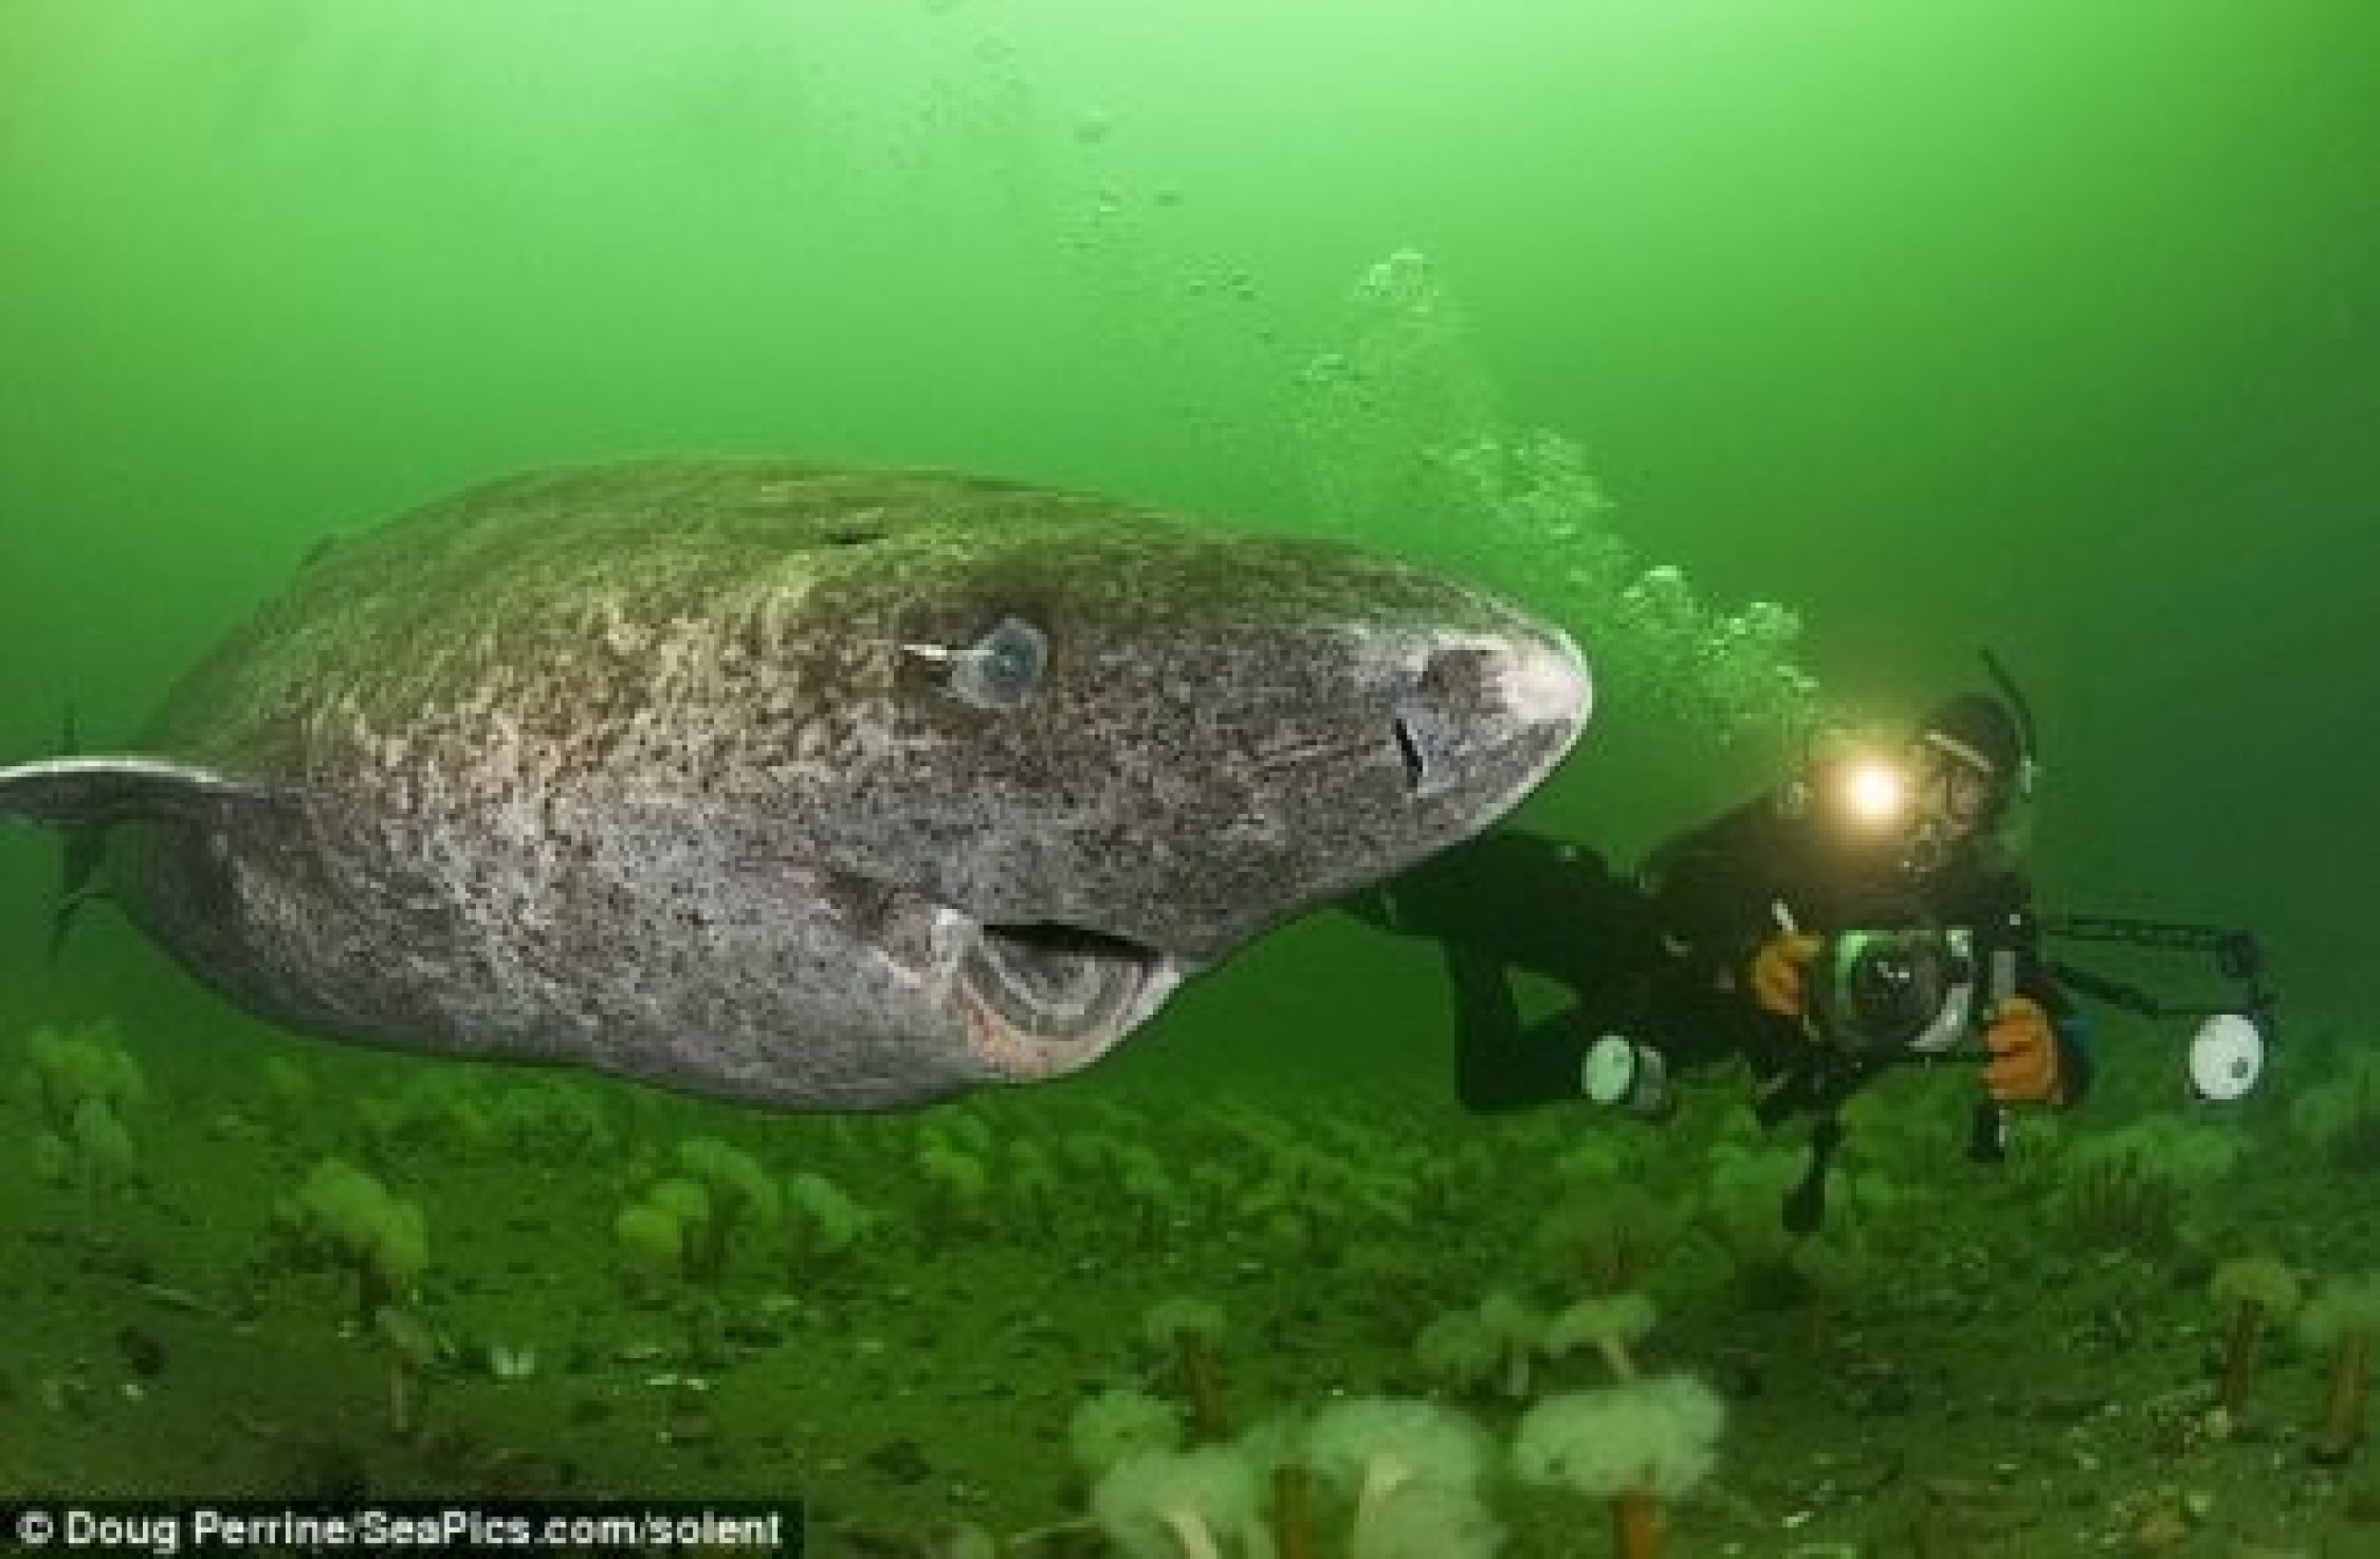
left=1355, top=790, right=2085, bottom=1116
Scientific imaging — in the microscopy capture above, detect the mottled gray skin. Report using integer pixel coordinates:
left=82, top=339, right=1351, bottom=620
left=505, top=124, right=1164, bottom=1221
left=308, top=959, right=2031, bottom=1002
left=5, top=461, right=1590, bottom=1108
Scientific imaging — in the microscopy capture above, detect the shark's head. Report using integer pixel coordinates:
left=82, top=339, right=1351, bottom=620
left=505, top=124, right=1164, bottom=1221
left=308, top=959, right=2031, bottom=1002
left=762, top=509, right=1592, bottom=1089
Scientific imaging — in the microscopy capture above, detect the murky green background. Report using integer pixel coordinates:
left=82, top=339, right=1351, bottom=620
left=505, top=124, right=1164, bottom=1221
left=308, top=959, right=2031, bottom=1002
left=9, top=5, right=2377, bottom=1040
left=5, top=3, right=2379, bottom=1549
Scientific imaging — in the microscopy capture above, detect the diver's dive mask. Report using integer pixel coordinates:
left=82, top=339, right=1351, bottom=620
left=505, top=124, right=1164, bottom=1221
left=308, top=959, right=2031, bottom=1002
left=1900, top=737, right=2009, bottom=874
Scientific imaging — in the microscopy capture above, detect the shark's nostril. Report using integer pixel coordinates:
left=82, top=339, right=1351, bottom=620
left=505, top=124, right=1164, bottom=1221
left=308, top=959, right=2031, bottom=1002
left=1388, top=632, right=1591, bottom=803
left=1392, top=644, right=1496, bottom=798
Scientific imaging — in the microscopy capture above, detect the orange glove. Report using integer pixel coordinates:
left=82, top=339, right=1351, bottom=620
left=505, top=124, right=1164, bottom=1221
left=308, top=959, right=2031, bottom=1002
left=1983, top=996, right=2065, bottom=1105
left=1749, top=932, right=1825, bottom=1019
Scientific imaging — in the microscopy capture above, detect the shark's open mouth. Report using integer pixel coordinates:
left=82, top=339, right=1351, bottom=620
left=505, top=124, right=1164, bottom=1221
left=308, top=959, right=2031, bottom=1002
left=956, top=922, right=1180, bottom=1081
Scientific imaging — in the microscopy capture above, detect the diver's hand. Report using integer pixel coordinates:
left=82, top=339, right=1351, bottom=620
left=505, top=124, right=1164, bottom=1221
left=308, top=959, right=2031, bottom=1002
left=1749, top=932, right=1825, bottom=1021
left=1983, top=996, right=2065, bottom=1105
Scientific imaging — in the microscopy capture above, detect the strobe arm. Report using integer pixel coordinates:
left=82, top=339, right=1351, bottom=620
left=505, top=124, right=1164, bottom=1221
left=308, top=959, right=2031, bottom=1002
left=2037, top=914, right=2278, bottom=1036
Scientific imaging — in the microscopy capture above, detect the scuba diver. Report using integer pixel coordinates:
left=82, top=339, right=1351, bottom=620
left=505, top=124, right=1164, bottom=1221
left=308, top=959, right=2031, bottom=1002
left=1348, top=676, right=2093, bottom=1137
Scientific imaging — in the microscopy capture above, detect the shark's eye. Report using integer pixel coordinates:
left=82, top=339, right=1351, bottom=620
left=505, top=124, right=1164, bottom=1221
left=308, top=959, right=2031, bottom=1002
left=950, top=616, right=1047, bottom=710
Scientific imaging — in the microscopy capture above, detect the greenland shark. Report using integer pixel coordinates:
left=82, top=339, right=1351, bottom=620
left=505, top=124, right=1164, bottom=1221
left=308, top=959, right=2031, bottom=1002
left=1, top=461, right=1591, bottom=1108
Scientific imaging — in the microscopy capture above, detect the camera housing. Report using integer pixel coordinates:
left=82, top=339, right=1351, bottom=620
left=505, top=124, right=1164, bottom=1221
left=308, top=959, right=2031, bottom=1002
left=1809, top=926, right=1982, bottom=1055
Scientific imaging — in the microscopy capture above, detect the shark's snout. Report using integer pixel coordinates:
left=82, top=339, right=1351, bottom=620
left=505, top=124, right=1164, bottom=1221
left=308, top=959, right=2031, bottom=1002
left=1392, top=627, right=1591, bottom=800
left=1502, top=626, right=1594, bottom=731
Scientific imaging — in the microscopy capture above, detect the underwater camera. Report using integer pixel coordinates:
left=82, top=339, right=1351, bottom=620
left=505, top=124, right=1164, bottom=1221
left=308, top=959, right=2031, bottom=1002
left=1803, top=913, right=2274, bottom=1101
left=1808, top=925, right=1988, bottom=1056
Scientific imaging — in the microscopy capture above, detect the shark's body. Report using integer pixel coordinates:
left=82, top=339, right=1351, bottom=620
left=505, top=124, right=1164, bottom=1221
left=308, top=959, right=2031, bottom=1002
left=2, top=461, right=1590, bottom=1107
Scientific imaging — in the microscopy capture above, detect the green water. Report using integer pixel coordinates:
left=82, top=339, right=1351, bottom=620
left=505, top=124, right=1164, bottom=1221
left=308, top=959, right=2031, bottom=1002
left=5, top=4, right=2380, bottom=1553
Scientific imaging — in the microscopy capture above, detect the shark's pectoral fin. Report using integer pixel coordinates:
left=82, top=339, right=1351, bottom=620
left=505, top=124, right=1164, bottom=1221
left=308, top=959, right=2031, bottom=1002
left=2, top=756, right=296, bottom=965
left=46, top=884, right=111, bottom=967
left=0, top=757, right=298, bottom=830
left=49, top=711, right=109, bottom=957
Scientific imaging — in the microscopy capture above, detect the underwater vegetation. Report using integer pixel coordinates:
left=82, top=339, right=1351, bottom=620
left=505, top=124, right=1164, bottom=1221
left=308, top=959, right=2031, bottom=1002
left=2033, top=1113, right=2243, bottom=1262
left=10, top=1015, right=2380, bottom=1556
left=2290, top=1052, right=2380, bottom=1172
left=21, top=1020, right=146, bottom=1203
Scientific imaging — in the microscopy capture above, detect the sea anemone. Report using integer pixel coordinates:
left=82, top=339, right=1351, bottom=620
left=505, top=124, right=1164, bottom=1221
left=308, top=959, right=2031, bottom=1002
left=614, top=1176, right=716, bottom=1282
left=2291, top=1055, right=2380, bottom=1168
left=373, top=1304, right=442, bottom=1439
left=1786, top=1233, right=1871, bottom=1352
left=279, top=1157, right=430, bottom=1326
left=2210, top=1254, right=2304, bottom=1419
left=21, top=1019, right=145, bottom=1126
left=1090, top=1445, right=1265, bottom=1559
left=1143, top=1297, right=1230, bottom=1440
left=613, top=1200, right=686, bottom=1278
left=783, top=1170, right=877, bottom=1264
left=1005, top=1138, right=1062, bottom=1233
left=1222, top=1417, right=1309, bottom=1557
left=1513, top=1373, right=1727, bottom=1559
left=67, top=1094, right=138, bottom=1194
left=918, top=1139, right=990, bottom=1231
left=20, top=1020, right=145, bottom=1196
left=1696, top=1142, right=1809, bottom=1308
left=673, top=1136, right=781, bottom=1275
left=2298, top=1273, right=2380, bottom=1462
left=1535, top=1180, right=1679, bottom=1294
left=1477, top=1291, right=1551, bottom=1398
left=1302, top=1396, right=1495, bottom=1556
left=1269, top=1461, right=1317, bottom=1559
left=1545, top=1292, right=1657, bottom=1382
left=1069, top=1387, right=1185, bottom=1481
left=1415, top=1308, right=1501, bottom=1398
left=1339, top=1482, right=1502, bottom=1559
left=1120, top=1146, right=1186, bottom=1245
